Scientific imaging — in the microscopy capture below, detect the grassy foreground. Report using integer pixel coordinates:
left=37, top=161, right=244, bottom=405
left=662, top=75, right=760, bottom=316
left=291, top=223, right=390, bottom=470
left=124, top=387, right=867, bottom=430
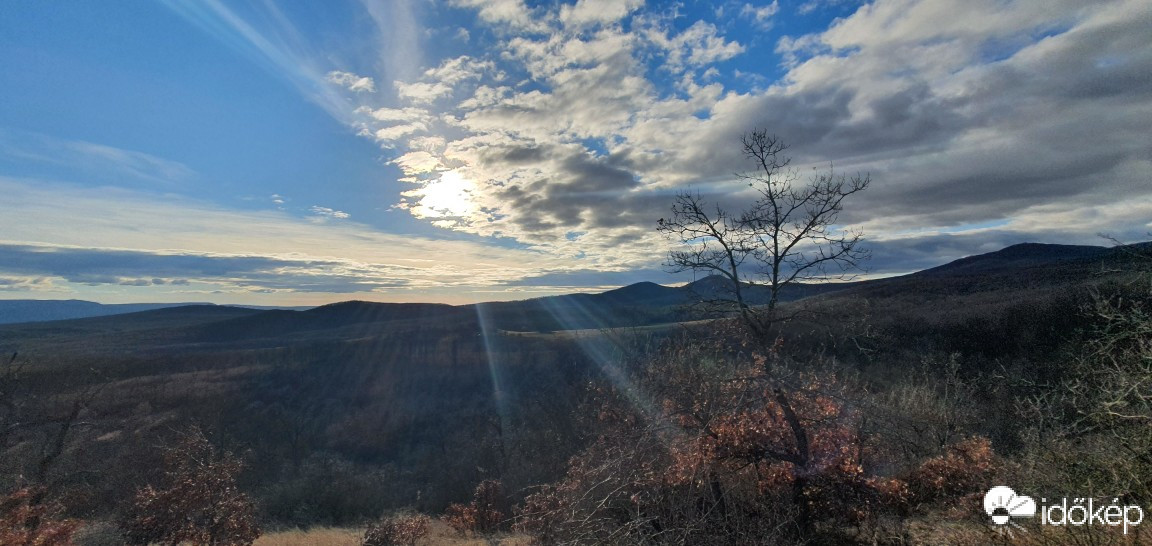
left=253, top=520, right=531, bottom=546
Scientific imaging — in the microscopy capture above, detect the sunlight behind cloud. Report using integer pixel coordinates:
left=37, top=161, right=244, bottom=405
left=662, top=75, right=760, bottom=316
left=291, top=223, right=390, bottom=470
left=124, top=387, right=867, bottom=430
left=5, top=0, right=1152, bottom=304
left=0, top=177, right=636, bottom=304
left=405, top=170, right=476, bottom=221
left=325, top=0, right=1152, bottom=276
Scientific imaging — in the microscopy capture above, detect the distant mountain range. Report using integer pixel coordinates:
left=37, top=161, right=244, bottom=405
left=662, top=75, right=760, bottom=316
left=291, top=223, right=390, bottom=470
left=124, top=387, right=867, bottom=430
left=0, top=242, right=1145, bottom=327
left=0, top=300, right=311, bottom=325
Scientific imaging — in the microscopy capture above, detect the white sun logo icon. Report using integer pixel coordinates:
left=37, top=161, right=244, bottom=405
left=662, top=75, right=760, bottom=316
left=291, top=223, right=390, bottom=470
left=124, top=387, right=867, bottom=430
left=984, top=486, right=1037, bottom=536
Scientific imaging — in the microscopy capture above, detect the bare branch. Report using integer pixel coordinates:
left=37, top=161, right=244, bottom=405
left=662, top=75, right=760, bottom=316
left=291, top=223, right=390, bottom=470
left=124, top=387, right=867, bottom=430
left=659, top=131, right=870, bottom=338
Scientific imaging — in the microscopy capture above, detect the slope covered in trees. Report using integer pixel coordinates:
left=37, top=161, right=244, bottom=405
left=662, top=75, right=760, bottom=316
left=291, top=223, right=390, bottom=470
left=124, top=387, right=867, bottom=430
left=0, top=242, right=1147, bottom=544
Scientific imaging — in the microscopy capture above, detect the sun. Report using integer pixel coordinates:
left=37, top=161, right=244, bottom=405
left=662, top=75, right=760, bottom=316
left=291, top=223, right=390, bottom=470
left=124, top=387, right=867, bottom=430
left=412, top=170, right=476, bottom=219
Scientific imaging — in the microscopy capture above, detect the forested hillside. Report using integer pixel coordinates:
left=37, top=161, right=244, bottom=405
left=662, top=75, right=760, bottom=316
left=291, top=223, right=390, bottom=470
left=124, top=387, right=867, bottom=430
left=1, top=243, right=1148, bottom=544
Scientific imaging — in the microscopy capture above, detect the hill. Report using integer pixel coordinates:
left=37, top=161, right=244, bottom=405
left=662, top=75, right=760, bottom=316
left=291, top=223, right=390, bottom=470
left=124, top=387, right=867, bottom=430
left=915, top=242, right=1110, bottom=276
left=0, top=299, right=313, bottom=325
left=0, top=299, right=213, bottom=325
left=823, top=242, right=1146, bottom=300
left=2, top=242, right=1141, bottom=347
left=0, top=241, right=1145, bottom=527
left=1, top=241, right=1136, bottom=331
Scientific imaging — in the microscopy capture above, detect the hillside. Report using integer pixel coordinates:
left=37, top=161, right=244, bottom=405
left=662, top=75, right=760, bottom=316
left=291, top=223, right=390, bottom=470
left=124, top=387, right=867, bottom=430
left=915, top=242, right=1109, bottom=276
left=0, top=241, right=1146, bottom=530
left=822, top=242, right=1146, bottom=301
left=0, top=299, right=312, bottom=325
left=2, top=242, right=1141, bottom=356
left=0, top=299, right=215, bottom=325
left=4, top=241, right=1137, bottom=329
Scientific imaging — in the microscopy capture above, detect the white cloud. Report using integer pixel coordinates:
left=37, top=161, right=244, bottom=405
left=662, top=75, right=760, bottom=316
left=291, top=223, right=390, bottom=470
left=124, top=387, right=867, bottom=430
left=389, top=56, right=494, bottom=107
left=0, top=275, right=54, bottom=292
left=309, top=206, right=351, bottom=219
left=423, top=56, right=492, bottom=86
left=0, top=130, right=195, bottom=188
left=560, top=0, right=644, bottom=28
left=797, top=0, right=860, bottom=16
left=357, top=106, right=433, bottom=127
left=741, top=1, right=779, bottom=30
left=394, top=80, right=454, bottom=103
left=449, top=0, right=542, bottom=30
left=373, top=123, right=428, bottom=142
left=326, top=70, right=377, bottom=93
left=326, top=0, right=1152, bottom=277
left=645, top=20, right=746, bottom=70
left=0, top=177, right=646, bottom=302
left=391, top=151, right=443, bottom=176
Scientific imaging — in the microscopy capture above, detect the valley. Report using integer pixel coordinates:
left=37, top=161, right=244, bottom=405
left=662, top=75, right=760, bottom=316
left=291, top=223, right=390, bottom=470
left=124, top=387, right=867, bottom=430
left=1, top=242, right=1148, bottom=544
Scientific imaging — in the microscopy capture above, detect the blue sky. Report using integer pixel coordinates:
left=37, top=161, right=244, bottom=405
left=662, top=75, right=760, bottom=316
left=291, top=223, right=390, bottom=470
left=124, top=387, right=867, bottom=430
left=1, top=0, right=1149, bottom=305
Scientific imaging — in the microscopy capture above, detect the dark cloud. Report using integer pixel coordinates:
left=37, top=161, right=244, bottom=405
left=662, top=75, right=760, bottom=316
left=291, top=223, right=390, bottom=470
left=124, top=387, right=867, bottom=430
left=479, top=145, right=547, bottom=165
left=352, top=0, right=1152, bottom=286
left=484, top=152, right=651, bottom=238
left=65, top=274, right=120, bottom=285
left=0, top=245, right=307, bottom=279
left=746, top=8, right=1152, bottom=238
left=0, top=244, right=413, bottom=294
left=854, top=150, right=1131, bottom=226
left=554, top=154, right=639, bottom=193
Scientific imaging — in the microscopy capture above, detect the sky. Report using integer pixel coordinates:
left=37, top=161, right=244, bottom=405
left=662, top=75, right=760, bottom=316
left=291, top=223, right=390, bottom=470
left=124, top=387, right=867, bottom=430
left=0, top=0, right=1149, bottom=305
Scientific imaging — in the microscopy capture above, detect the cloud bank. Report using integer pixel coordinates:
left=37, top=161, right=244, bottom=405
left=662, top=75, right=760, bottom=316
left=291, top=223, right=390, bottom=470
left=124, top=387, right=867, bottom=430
left=332, top=0, right=1151, bottom=272
left=0, top=178, right=630, bottom=303
left=4, top=0, right=1150, bottom=303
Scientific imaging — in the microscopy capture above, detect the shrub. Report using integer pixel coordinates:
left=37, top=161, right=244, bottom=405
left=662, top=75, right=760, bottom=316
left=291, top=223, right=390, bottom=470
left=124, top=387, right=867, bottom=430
left=905, top=436, right=997, bottom=509
left=1013, top=275, right=1152, bottom=505
left=443, top=479, right=507, bottom=536
left=516, top=340, right=904, bottom=544
left=515, top=484, right=567, bottom=545
left=119, top=426, right=260, bottom=545
left=362, top=513, right=430, bottom=546
left=0, top=487, right=79, bottom=546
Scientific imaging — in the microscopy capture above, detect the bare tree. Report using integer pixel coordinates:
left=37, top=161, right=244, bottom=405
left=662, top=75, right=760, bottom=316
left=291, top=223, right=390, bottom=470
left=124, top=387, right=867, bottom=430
left=658, top=130, right=870, bottom=337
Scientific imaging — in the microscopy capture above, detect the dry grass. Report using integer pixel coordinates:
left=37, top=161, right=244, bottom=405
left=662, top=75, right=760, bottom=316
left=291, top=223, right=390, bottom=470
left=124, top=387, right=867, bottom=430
left=254, top=527, right=362, bottom=546
left=254, top=520, right=531, bottom=546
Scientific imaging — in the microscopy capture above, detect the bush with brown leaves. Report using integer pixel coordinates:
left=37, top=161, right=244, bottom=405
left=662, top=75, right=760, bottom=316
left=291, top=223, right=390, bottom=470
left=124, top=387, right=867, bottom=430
left=119, top=426, right=260, bottom=545
left=517, top=342, right=904, bottom=544
left=515, top=336, right=1006, bottom=544
left=905, top=435, right=997, bottom=508
left=362, top=513, right=430, bottom=546
left=443, top=479, right=507, bottom=537
left=0, top=487, right=79, bottom=546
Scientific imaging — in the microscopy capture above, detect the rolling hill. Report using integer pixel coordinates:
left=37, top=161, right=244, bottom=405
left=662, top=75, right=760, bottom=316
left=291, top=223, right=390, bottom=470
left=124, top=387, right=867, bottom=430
left=0, top=299, right=214, bottom=325
left=1, top=241, right=1143, bottom=342
left=0, top=241, right=1142, bottom=372
left=0, top=241, right=1145, bottom=523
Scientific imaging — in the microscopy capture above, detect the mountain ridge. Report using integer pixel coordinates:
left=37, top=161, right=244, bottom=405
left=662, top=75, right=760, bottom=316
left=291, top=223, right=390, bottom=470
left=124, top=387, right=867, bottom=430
left=1, top=241, right=1144, bottom=327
